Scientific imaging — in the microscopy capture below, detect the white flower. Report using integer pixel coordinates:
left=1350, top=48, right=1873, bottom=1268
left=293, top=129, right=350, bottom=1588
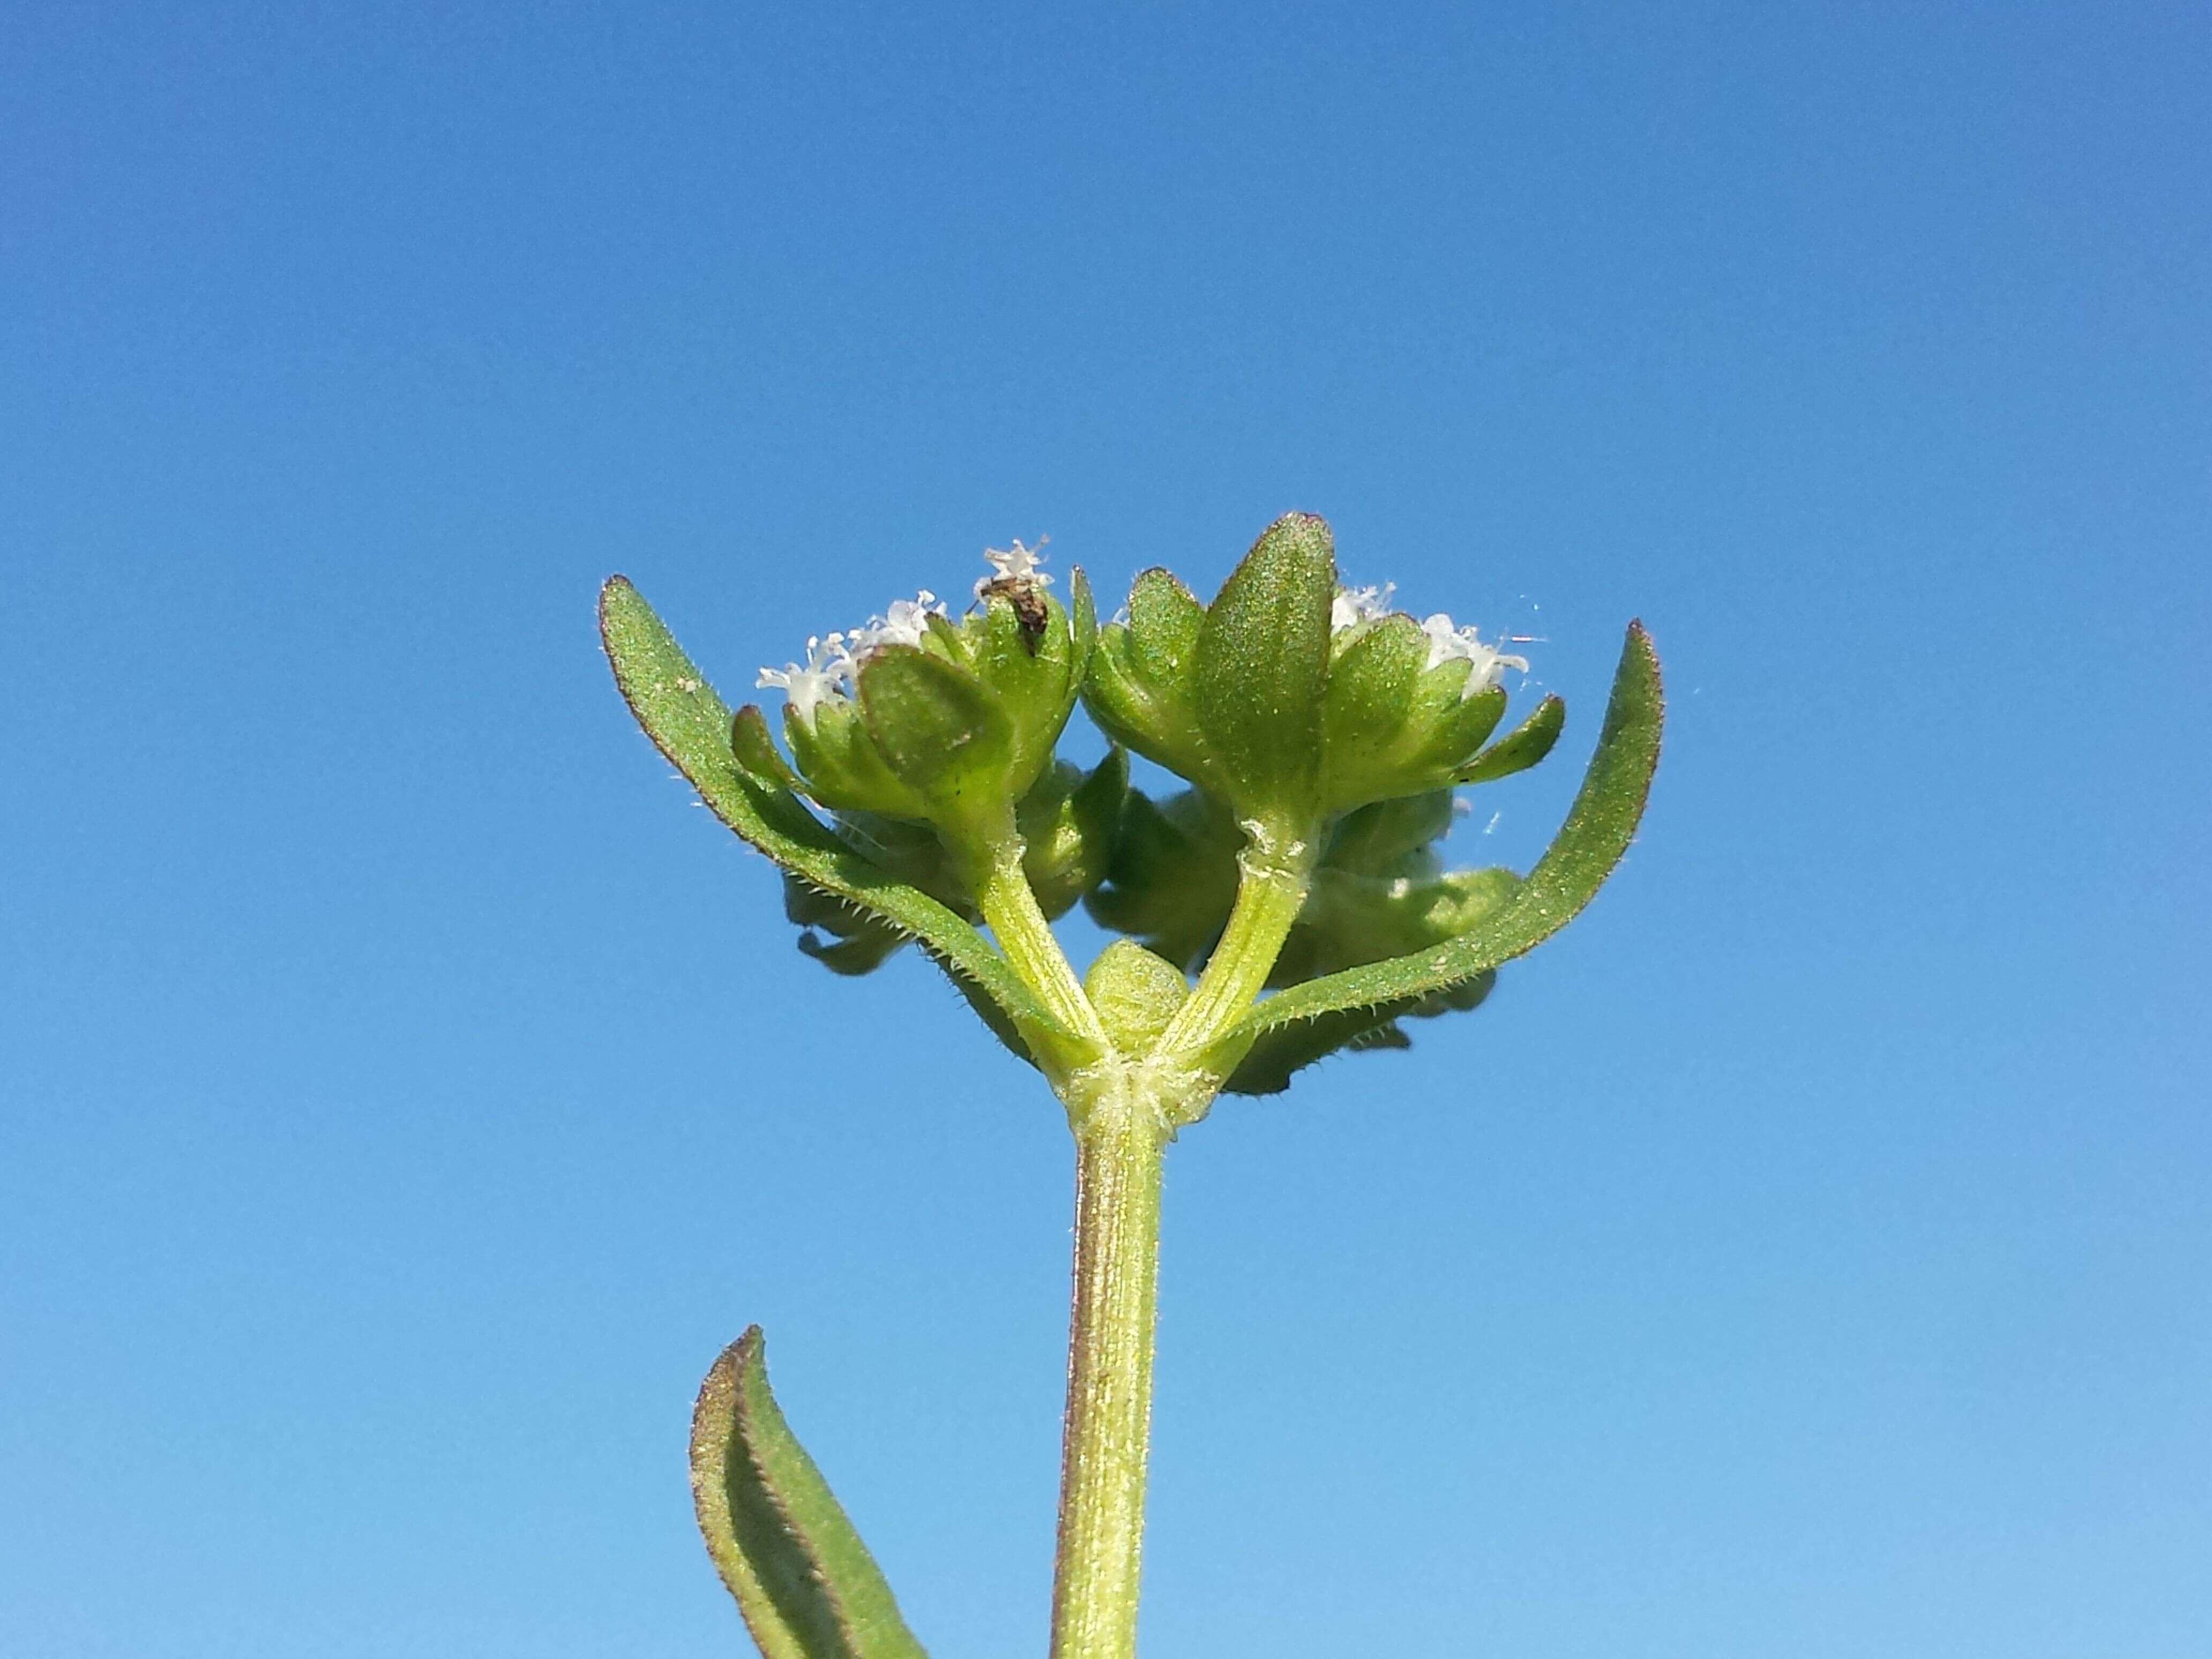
left=1418, top=613, right=1530, bottom=697
left=976, top=537, right=1052, bottom=598
left=757, top=632, right=857, bottom=722
left=849, top=589, right=946, bottom=655
left=757, top=584, right=954, bottom=722
left=1331, top=581, right=1395, bottom=632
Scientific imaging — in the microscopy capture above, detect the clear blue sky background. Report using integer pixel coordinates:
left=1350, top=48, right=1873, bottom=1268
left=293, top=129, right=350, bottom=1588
left=4, top=4, right=2206, bottom=1656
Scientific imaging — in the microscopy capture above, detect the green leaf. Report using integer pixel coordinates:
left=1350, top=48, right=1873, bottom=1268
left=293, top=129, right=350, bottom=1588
left=1221, top=1000, right=1408, bottom=1095
left=1215, top=621, right=1663, bottom=1064
left=784, top=878, right=910, bottom=977
left=1406, top=681, right=1509, bottom=776
left=1222, top=970, right=1496, bottom=1095
left=690, top=1328, right=930, bottom=1659
left=1192, top=512, right=1335, bottom=830
left=786, top=694, right=932, bottom=820
left=1020, top=748, right=1127, bottom=920
left=599, top=577, right=1085, bottom=1073
left=1321, top=791, right=1458, bottom=876
left=1456, top=693, right=1566, bottom=784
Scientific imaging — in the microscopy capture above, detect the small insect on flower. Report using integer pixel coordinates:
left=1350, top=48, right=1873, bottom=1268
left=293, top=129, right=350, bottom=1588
left=976, top=537, right=1053, bottom=654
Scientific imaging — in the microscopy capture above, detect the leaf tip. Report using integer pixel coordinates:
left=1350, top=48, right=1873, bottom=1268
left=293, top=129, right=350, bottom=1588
left=1624, top=618, right=1662, bottom=682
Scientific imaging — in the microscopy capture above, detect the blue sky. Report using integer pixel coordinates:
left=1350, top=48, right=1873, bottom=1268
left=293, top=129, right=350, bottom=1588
left=3, top=3, right=2206, bottom=1655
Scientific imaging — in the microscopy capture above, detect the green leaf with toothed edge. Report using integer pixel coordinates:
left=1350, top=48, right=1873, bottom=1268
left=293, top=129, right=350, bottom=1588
left=1212, top=621, right=1663, bottom=1071
left=597, top=576, right=1090, bottom=1075
left=691, top=1328, right=930, bottom=1659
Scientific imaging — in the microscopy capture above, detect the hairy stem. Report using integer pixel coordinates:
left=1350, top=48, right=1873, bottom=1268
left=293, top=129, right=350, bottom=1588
left=974, top=845, right=1110, bottom=1056
left=1154, top=848, right=1312, bottom=1058
left=1050, top=1072, right=1169, bottom=1659
left=974, top=832, right=1305, bottom=1659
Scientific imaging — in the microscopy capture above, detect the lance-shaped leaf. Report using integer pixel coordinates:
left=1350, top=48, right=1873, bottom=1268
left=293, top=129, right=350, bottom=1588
left=691, top=1329, right=930, bottom=1659
left=599, top=577, right=1091, bottom=1076
left=1212, top=621, right=1663, bottom=1067
left=1456, top=693, right=1566, bottom=784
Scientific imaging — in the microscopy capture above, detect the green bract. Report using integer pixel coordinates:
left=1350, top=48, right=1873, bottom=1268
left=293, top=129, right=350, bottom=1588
left=602, top=512, right=1665, bottom=1659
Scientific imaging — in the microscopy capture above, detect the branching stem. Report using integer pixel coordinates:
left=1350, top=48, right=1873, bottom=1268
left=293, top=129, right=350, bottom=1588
left=975, top=843, right=1111, bottom=1057
left=987, top=841, right=1311, bottom=1659
left=1154, top=848, right=1313, bottom=1059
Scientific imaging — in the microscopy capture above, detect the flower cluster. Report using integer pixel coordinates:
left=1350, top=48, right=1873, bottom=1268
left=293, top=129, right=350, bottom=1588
left=606, top=506, right=1654, bottom=1100
left=755, top=589, right=952, bottom=724
left=757, top=542, right=1060, bottom=726
left=742, top=536, right=1096, bottom=872
left=1083, top=517, right=1561, bottom=853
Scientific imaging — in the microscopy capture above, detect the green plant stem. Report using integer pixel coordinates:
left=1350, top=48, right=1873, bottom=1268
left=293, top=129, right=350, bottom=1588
left=1050, top=1073, right=1169, bottom=1659
left=975, top=845, right=1110, bottom=1056
left=1154, top=849, right=1312, bottom=1058
left=981, top=834, right=1309, bottom=1659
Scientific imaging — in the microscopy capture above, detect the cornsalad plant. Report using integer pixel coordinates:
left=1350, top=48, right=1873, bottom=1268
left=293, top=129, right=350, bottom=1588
left=600, top=512, right=1663, bottom=1659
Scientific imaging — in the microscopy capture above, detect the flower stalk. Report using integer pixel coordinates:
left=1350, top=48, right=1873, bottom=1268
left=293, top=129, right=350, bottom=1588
left=974, top=841, right=1112, bottom=1064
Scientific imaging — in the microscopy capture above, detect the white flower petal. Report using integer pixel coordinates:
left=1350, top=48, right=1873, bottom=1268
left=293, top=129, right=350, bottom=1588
left=1330, top=581, right=1395, bottom=632
left=1419, top=612, right=1530, bottom=697
left=757, top=632, right=857, bottom=722
left=977, top=537, right=1052, bottom=597
left=849, top=591, right=948, bottom=657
